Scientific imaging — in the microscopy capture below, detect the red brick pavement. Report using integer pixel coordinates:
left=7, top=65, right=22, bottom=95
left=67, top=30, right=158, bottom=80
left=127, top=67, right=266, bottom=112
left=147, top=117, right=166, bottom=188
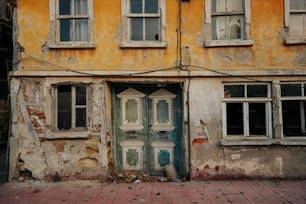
left=0, top=180, right=306, bottom=204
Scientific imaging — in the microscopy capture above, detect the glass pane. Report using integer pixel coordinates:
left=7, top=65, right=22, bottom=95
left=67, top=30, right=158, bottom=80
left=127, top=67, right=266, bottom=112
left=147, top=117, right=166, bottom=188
left=156, top=100, right=169, bottom=123
left=60, top=19, right=71, bottom=41
left=75, top=0, right=88, bottom=15
left=282, top=100, right=305, bottom=136
left=290, top=0, right=306, bottom=9
left=213, top=0, right=243, bottom=12
left=74, top=19, right=88, bottom=41
left=226, top=103, right=243, bottom=135
left=227, top=0, right=244, bottom=12
left=59, top=0, right=71, bottom=15
left=130, top=0, right=142, bottom=13
left=213, top=16, right=243, bottom=40
left=158, top=150, right=170, bottom=167
left=76, top=86, right=86, bottom=105
left=126, top=99, right=138, bottom=123
left=145, top=0, right=158, bottom=13
left=249, top=103, right=266, bottom=135
left=145, top=18, right=159, bottom=41
left=76, top=108, right=86, bottom=127
left=131, top=18, right=143, bottom=40
left=247, top=85, right=268, bottom=97
left=289, top=14, right=305, bottom=36
left=126, top=149, right=138, bottom=166
left=224, top=85, right=244, bottom=98
left=281, top=84, right=301, bottom=96
left=58, top=85, right=72, bottom=130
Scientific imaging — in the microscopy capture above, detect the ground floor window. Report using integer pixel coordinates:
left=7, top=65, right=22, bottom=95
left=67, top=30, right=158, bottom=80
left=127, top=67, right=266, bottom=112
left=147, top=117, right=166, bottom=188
left=55, top=84, right=87, bottom=130
left=223, top=83, right=272, bottom=138
left=281, top=83, right=306, bottom=137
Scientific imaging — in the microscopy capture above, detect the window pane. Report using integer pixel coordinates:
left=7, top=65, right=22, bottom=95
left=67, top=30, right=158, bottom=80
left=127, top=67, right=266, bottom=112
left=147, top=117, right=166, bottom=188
left=247, top=85, right=268, bottom=97
left=130, top=0, right=142, bottom=13
left=226, top=103, right=243, bottom=135
left=76, top=86, right=86, bottom=105
left=60, top=19, right=71, bottom=41
left=59, top=0, right=71, bottom=15
left=224, top=85, right=244, bottom=98
left=126, top=99, right=138, bottom=123
left=212, top=16, right=243, bottom=40
left=282, top=100, right=305, bottom=136
left=58, top=85, right=72, bottom=130
left=131, top=18, right=143, bottom=40
left=76, top=108, right=86, bottom=127
left=145, top=18, right=159, bottom=41
left=289, top=14, right=305, bottom=36
left=74, top=19, right=88, bottom=41
left=213, top=0, right=243, bottom=12
left=145, top=0, right=158, bottom=13
left=281, top=84, right=301, bottom=96
left=75, top=0, right=88, bottom=15
left=227, top=0, right=244, bottom=12
left=290, top=0, right=306, bottom=10
left=157, top=100, right=169, bottom=123
left=249, top=103, right=266, bottom=135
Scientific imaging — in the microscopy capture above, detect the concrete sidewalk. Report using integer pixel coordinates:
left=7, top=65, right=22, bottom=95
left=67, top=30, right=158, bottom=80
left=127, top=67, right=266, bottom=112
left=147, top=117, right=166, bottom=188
left=0, top=180, right=305, bottom=204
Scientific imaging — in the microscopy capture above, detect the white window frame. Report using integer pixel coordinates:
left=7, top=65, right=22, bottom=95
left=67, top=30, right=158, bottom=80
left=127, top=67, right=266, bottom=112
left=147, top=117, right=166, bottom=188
left=284, top=0, right=306, bottom=44
left=54, top=84, right=88, bottom=131
left=204, top=0, right=253, bottom=47
left=222, top=83, right=272, bottom=139
left=120, top=0, right=166, bottom=48
left=48, top=0, right=95, bottom=48
left=280, top=82, right=306, bottom=138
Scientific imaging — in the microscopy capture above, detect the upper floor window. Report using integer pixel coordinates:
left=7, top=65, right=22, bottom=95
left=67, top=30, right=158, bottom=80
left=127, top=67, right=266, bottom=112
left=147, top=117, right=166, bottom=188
left=204, top=0, right=253, bottom=47
left=48, top=0, right=95, bottom=48
left=281, top=82, right=306, bottom=137
left=55, top=84, right=88, bottom=130
left=284, top=0, right=306, bottom=44
left=222, top=83, right=272, bottom=138
left=120, top=0, right=166, bottom=48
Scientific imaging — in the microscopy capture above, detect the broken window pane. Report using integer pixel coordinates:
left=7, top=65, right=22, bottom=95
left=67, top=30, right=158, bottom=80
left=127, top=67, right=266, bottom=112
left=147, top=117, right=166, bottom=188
left=224, top=85, right=244, bottom=98
left=145, top=18, right=159, bottom=41
left=249, top=103, right=266, bottom=135
left=58, top=85, right=72, bottom=130
left=281, top=84, right=301, bottom=96
left=247, top=85, right=267, bottom=97
left=226, top=103, right=243, bottom=135
left=282, top=100, right=306, bottom=136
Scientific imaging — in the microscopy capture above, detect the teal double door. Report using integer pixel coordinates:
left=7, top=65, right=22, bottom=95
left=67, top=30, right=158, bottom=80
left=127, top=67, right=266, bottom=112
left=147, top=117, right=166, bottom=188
left=112, top=84, right=183, bottom=176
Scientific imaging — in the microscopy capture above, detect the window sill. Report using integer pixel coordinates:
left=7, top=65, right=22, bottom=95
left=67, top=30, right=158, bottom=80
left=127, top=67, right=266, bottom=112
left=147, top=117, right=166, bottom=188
left=220, top=138, right=273, bottom=146
left=285, top=36, right=306, bottom=45
left=45, top=130, right=92, bottom=139
left=120, top=41, right=167, bottom=48
left=48, top=42, right=96, bottom=49
left=204, top=39, right=254, bottom=47
left=279, top=138, right=306, bottom=145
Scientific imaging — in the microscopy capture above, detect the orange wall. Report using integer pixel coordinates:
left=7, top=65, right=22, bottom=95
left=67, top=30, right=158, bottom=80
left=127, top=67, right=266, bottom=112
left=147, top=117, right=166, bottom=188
left=17, top=0, right=305, bottom=72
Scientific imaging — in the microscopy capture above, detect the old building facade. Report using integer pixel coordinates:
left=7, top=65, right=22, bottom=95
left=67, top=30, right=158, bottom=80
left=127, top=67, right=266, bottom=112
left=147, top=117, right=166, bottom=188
left=9, top=0, right=306, bottom=181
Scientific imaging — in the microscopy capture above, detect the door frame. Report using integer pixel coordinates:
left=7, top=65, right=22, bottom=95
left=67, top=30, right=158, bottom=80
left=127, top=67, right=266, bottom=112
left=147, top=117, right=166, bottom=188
left=109, top=82, right=187, bottom=177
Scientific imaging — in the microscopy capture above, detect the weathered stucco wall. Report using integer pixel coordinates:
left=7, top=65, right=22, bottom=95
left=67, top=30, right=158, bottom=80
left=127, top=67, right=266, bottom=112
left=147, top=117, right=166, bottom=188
left=9, top=0, right=306, bottom=181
